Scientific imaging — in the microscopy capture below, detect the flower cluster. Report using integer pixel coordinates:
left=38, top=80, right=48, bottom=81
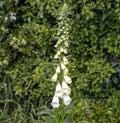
left=51, top=4, right=72, bottom=108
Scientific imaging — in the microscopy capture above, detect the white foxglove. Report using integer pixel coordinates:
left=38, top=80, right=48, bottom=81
left=55, top=83, right=63, bottom=97
left=64, top=75, right=72, bottom=84
left=63, top=68, right=69, bottom=75
left=56, top=65, right=60, bottom=73
left=62, top=81, right=71, bottom=95
left=57, top=51, right=61, bottom=55
left=64, top=41, right=69, bottom=47
left=54, top=53, right=59, bottom=59
left=51, top=73, right=58, bottom=82
left=63, top=49, right=68, bottom=54
left=61, top=35, right=65, bottom=39
left=51, top=96, right=60, bottom=108
left=63, top=94, right=72, bottom=105
left=63, top=56, right=69, bottom=65
left=61, top=63, right=67, bottom=70
left=54, top=51, right=61, bottom=59
left=60, top=47, right=64, bottom=52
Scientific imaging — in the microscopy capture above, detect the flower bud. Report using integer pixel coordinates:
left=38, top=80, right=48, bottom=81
left=63, top=49, right=68, bottom=54
left=61, top=63, right=67, bottom=71
left=54, top=51, right=61, bottom=59
left=63, top=56, right=69, bottom=65
left=63, top=68, right=69, bottom=75
left=64, top=41, right=69, bottom=47
left=51, top=73, right=58, bottom=82
left=57, top=51, right=61, bottom=55
left=56, top=65, right=60, bottom=73
left=61, top=35, right=65, bottom=39
left=54, top=54, right=59, bottom=59
left=60, top=47, right=64, bottom=52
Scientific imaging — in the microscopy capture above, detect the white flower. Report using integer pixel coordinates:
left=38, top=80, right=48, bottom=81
left=51, top=73, right=58, bottom=82
left=61, top=35, right=65, bottom=39
left=59, top=47, right=68, bottom=54
left=64, top=42, right=69, bottom=47
left=10, top=12, right=16, bottom=21
left=54, top=44, right=58, bottom=48
left=64, top=75, right=72, bottom=84
left=63, top=94, right=72, bottom=105
left=58, top=39, right=62, bottom=43
left=5, top=16, right=8, bottom=22
left=55, top=39, right=62, bottom=47
left=57, top=50, right=61, bottom=55
left=63, top=56, right=69, bottom=65
left=63, top=68, right=69, bottom=75
left=62, top=81, right=71, bottom=95
left=55, top=83, right=63, bottom=97
left=54, top=53, right=59, bottom=59
left=60, top=47, right=64, bottom=52
left=61, top=62, right=67, bottom=70
left=57, top=32, right=60, bottom=35
left=51, top=96, right=60, bottom=108
left=63, top=49, right=68, bottom=54
left=56, top=65, right=60, bottom=73
left=54, top=51, right=61, bottom=59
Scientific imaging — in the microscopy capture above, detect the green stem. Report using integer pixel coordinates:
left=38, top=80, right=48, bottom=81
left=56, top=107, right=61, bottom=123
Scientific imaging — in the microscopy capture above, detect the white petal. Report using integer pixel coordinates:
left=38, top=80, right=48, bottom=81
left=54, top=54, right=58, bottom=59
left=61, top=63, right=67, bottom=70
left=64, top=75, right=72, bottom=84
left=64, top=42, right=69, bottom=47
left=56, top=65, right=60, bottom=73
left=63, top=95, right=72, bottom=105
left=51, top=96, right=60, bottom=108
left=63, top=56, right=69, bottom=65
left=51, top=73, right=58, bottom=82
left=63, top=49, right=68, bottom=54
left=60, top=47, right=64, bottom=52
left=62, top=81, right=71, bottom=95
left=57, top=51, right=61, bottom=55
left=63, top=69, right=69, bottom=75
left=54, top=51, right=61, bottom=59
left=55, top=83, right=63, bottom=97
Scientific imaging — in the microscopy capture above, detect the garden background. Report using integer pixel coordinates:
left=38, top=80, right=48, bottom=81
left=0, top=0, right=120, bottom=123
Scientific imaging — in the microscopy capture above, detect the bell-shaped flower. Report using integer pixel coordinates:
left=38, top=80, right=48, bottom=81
left=63, top=68, right=69, bottom=75
left=63, top=56, right=69, bottom=65
left=60, top=47, right=65, bottom=52
left=64, top=41, right=69, bottom=47
left=51, top=96, right=60, bottom=108
left=57, top=50, right=61, bottom=55
left=51, top=73, right=58, bottom=82
left=54, top=53, right=59, bottom=59
left=55, top=83, right=63, bottom=97
left=54, top=51, right=61, bottom=59
left=61, top=35, right=65, bottom=39
left=63, top=49, right=68, bottom=54
left=62, top=81, right=71, bottom=95
left=63, top=94, right=72, bottom=106
left=56, top=65, right=60, bottom=73
left=61, top=62, right=67, bottom=71
left=64, top=75, right=72, bottom=84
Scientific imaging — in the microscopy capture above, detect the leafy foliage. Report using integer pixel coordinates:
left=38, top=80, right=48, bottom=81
left=0, top=0, right=120, bottom=122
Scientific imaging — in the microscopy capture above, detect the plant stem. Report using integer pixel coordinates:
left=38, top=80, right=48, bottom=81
left=56, top=107, right=61, bottom=123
